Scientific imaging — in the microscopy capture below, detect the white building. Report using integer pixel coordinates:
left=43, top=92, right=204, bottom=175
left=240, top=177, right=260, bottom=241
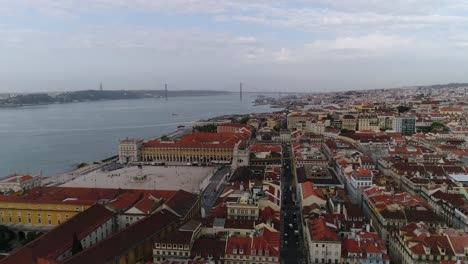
left=0, top=174, right=42, bottom=193
left=118, top=138, right=143, bottom=163
left=305, top=218, right=341, bottom=264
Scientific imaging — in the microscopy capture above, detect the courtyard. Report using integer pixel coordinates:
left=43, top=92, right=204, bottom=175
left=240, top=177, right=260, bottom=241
left=60, top=165, right=215, bottom=193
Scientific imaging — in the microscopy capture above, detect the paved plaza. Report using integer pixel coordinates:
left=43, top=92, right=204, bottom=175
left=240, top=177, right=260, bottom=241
left=60, top=165, right=215, bottom=193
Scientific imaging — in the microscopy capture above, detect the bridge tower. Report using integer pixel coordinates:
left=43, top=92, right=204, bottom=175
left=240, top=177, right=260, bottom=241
left=240, top=82, right=243, bottom=101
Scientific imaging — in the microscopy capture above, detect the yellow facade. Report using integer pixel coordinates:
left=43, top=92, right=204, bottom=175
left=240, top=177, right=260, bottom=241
left=141, top=147, right=233, bottom=163
left=267, top=118, right=278, bottom=130
left=0, top=201, right=89, bottom=229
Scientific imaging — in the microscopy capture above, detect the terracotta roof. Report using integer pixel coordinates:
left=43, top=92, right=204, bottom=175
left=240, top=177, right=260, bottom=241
left=63, top=210, right=179, bottom=264
left=4, top=175, right=34, bottom=183
left=0, top=187, right=120, bottom=205
left=301, top=181, right=325, bottom=200
left=341, top=238, right=389, bottom=260
left=308, top=218, right=339, bottom=241
left=225, top=234, right=279, bottom=257
left=353, top=168, right=372, bottom=178
left=249, top=144, right=282, bottom=153
left=164, top=190, right=199, bottom=218
left=191, top=238, right=226, bottom=260
left=439, top=107, right=463, bottom=112
left=144, top=132, right=248, bottom=149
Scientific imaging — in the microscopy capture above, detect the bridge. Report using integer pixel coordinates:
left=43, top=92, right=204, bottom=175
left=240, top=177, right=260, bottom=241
left=159, top=82, right=299, bottom=100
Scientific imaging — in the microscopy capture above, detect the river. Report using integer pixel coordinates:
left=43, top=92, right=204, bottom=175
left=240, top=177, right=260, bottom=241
left=0, top=93, right=274, bottom=176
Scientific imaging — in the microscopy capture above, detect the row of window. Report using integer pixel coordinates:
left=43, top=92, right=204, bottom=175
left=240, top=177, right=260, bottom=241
left=155, top=243, right=189, bottom=250
left=0, top=214, right=69, bottom=225
left=154, top=250, right=189, bottom=257
left=229, top=209, right=257, bottom=214
left=226, top=255, right=277, bottom=262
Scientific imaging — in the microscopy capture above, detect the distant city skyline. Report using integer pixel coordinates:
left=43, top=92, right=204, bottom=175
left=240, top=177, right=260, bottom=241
left=1, top=1, right=468, bottom=93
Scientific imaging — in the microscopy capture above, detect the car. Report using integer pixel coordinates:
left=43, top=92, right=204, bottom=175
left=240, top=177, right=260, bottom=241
left=284, top=240, right=288, bottom=245
left=284, top=232, right=288, bottom=237
left=289, top=223, right=294, bottom=229
left=294, top=230, right=299, bottom=236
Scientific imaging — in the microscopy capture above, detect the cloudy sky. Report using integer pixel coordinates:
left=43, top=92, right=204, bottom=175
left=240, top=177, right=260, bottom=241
left=1, top=0, right=468, bottom=93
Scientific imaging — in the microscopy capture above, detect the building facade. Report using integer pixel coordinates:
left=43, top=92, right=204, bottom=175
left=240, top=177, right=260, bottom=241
left=392, top=117, right=416, bottom=135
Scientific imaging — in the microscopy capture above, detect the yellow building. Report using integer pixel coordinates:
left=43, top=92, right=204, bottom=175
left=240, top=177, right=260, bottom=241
left=0, top=187, right=120, bottom=236
left=140, top=132, right=249, bottom=164
left=267, top=118, right=279, bottom=130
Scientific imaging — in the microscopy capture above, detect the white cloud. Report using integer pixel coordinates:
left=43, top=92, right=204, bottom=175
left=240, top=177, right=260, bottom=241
left=456, top=41, right=468, bottom=48
left=274, top=48, right=292, bottom=62
left=231, top=36, right=257, bottom=45
left=306, top=34, right=415, bottom=54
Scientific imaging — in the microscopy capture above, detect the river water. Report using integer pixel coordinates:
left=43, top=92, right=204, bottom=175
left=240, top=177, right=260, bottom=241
left=0, top=93, right=273, bottom=176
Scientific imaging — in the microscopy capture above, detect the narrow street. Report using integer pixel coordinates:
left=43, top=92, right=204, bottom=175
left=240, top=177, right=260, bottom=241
left=281, top=143, right=306, bottom=264
left=201, top=166, right=230, bottom=215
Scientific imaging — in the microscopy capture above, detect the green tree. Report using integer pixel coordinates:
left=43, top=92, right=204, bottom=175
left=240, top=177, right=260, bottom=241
left=193, top=124, right=217, bottom=133
left=239, top=115, right=250, bottom=124
left=397, top=105, right=411, bottom=115
left=0, top=225, right=13, bottom=250
left=430, top=122, right=449, bottom=132
left=21, top=232, right=42, bottom=246
left=71, top=232, right=83, bottom=255
left=340, top=129, right=355, bottom=133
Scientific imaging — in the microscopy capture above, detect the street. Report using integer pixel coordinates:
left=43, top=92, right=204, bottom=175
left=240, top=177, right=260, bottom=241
left=201, top=166, right=230, bottom=215
left=281, top=143, right=306, bottom=264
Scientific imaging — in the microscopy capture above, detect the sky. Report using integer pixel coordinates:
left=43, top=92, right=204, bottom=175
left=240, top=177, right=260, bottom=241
left=1, top=0, right=468, bottom=93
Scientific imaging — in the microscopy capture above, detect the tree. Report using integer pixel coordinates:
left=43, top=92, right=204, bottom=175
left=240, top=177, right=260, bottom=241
left=340, top=129, right=355, bottom=133
left=0, top=225, right=13, bottom=250
left=20, top=232, right=42, bottom=246
left=239, top=115, right=250, bottom=124
left=430, top=122, right=449, bottom=132
left=71, top=232, right=83, bottom=255
left=397, top=105, right=411, bottom=115
left=193, top=124, right=217, bottom=133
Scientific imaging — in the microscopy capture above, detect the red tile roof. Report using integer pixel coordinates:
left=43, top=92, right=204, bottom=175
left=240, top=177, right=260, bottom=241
left=191, top=238, right=226, bottom=260
left=249, top=144, right=282, bottom=153
left=353, top=168, right=372, bottom=178
left=301, top=181, right=325, bottom=200
left=164, top=190, right=199, bottom=218
left=0, top=187, right=120, bottom=205
left=5, top=175, right=34, bottom=183
left=440, top=107, right=463, bottom=112
left=225, top=234, right=280, bottom=257
left=63, top=210, right=179, bottom=264
left=308, top=218, right=339, bottom=241
left=144, top=132, right=248, bottom=149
